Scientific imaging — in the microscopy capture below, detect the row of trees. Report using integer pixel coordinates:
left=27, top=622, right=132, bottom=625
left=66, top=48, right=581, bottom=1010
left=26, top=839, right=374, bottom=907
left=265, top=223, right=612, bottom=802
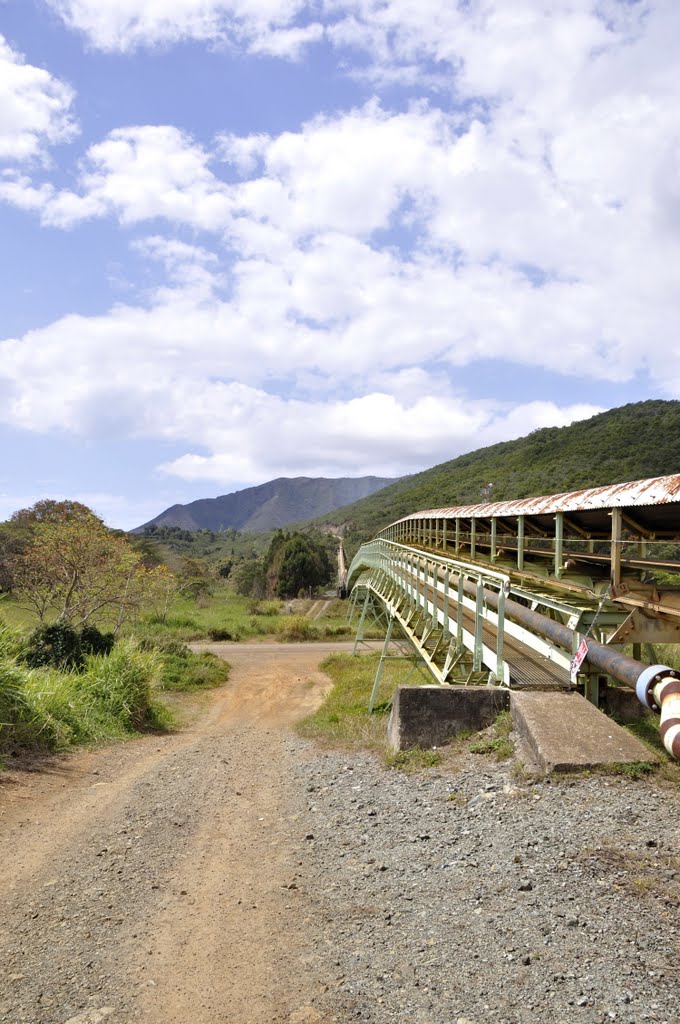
left=0, top=502, right=337, bottom=622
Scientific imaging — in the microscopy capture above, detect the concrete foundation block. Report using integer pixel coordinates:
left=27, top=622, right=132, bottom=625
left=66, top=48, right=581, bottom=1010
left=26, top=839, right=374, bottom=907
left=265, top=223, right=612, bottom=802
left=387, top=685, right=510, bottom=752
left=510, top=690, right=657, bottom=772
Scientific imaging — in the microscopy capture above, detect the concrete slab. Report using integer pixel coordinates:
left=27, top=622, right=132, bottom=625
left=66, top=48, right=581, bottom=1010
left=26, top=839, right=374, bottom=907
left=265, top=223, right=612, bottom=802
left=511, top=690, right=657, bottom=772
left=388, top=685, right=509, bottom=752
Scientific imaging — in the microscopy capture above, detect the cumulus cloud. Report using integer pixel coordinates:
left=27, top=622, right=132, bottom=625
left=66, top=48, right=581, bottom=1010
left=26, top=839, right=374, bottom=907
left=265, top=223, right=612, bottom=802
left=0, top=34, right=77, bottom=160
left=0, top=124, right=232, bottom=228
left=156, top=390, right=603, bottom=485
left=46, top=0, right=321, bottom=56
left=2, top=2, right=680, bottom=487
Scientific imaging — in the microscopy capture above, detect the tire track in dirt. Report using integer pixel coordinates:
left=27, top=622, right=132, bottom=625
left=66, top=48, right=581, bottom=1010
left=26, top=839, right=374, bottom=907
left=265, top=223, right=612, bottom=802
left=0, top=643, right=350, bottom=1024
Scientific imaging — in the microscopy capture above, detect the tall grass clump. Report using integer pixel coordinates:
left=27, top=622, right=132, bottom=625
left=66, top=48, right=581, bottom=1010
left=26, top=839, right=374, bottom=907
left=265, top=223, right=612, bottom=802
left=1, top=640, right=172, bottom=759
left=0, top=621, right=25, bottom=660
left=80, top=640, right=169, bottom=731
left=276, top=615, right=319, bottom=641
left=138, top=636, right=230, bottom=692
left=0, top=660, right=33, bottom=751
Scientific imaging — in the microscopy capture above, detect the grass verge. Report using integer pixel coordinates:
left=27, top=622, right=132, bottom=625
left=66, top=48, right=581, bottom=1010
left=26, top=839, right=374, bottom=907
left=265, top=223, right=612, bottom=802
left=297, top=652, right=434, bottom=763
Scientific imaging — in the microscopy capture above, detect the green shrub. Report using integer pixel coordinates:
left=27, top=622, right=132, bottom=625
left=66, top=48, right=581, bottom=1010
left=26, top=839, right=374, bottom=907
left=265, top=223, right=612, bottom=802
left=133, top=634, right=229, bottom=692
left=80, top=625, right=115, bottom=657
left=138, top=636, right=191, bottom=657
left=21, top=623, right=83, bottom=671
left=248, top=599, right=283, bottom=616
left=208, top=627, right=239, bottom=641
left=322, top=624, right=351, bottom=637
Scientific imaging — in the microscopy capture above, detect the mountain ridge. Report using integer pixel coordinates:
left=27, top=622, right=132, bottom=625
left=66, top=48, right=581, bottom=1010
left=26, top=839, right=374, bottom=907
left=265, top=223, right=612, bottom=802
left=135, top=476, right=398, bottom=534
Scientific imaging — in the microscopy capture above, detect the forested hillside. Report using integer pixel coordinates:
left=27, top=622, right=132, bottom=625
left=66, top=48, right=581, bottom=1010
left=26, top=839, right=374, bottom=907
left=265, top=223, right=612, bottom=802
left=312, top=401, right=680, bottom=554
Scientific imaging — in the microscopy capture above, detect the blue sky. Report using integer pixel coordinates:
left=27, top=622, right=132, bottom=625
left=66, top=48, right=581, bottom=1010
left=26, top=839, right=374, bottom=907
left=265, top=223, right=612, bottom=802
left=0, top=1, right=675, bottom=529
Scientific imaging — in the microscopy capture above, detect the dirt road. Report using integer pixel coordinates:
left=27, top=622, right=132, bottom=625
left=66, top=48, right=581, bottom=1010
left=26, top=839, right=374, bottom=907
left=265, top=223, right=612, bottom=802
left=0, top=643, right=346, bottom=1024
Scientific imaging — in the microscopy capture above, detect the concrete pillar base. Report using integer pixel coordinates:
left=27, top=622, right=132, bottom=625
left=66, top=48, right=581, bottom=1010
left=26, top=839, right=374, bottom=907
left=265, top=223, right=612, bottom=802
left=387, top=685, right=509, bottom=752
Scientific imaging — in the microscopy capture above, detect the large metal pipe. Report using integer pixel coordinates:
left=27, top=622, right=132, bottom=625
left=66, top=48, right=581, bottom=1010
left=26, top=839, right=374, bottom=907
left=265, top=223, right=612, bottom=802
left=444, top=572, right=680, bottom=713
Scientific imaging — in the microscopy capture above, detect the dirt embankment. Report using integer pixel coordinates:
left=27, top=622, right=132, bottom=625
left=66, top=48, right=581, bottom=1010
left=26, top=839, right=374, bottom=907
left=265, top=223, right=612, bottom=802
left=0, top=644, right=341, bottom=1024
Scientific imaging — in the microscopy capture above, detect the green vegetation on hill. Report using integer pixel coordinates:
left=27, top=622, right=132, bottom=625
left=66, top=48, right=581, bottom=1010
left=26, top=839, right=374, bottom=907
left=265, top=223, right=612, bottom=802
left=311, top=401, right=680, bottom=555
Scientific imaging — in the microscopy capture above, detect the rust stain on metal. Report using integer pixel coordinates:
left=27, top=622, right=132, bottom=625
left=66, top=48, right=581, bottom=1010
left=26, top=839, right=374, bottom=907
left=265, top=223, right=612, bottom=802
left=394, top=474, right=680, bottom=523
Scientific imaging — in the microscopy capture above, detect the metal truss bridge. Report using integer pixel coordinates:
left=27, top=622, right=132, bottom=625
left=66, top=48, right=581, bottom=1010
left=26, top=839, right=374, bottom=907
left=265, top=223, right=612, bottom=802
left=346, top=474, right=680, bottom=759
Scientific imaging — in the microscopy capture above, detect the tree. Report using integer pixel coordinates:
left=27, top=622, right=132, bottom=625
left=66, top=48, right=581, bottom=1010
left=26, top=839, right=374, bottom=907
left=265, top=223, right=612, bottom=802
left=1, top=500, right=103, bottom=594
left=229, top=558, right=266, bottom=598
left=264, top=532, right=332, bottom=598
left=176, top=557, right=214, bottom=599
left=9, top=503, right=173, bottom=629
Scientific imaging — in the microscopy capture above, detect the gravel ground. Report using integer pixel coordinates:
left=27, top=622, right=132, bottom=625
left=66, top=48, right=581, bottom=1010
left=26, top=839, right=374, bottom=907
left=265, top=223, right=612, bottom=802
left=1, top=645, right=678, bottom=1024
left=293, top=742, right=680, bottom=1024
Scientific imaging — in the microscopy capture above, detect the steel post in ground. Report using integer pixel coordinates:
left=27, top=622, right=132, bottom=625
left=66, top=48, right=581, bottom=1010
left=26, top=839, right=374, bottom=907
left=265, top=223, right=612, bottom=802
left=347, top=587, right=359, bottom=622
left=584, top=673, right=601, bottom=706
left=369, top=616, right=395, bottom=713
left=352, top=590, right=371, bottom=655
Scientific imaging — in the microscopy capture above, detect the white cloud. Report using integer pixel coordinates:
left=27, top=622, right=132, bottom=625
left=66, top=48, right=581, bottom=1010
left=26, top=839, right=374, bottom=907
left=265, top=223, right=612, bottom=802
left=2, top=2, right=680, bottom=491
left=46, top=0, right=318, bottom=55
left=156, top=389, right=602, bottom=485
left=1, top=124, right=233, bottom=229
left=0, top=34, right=77, bottom=161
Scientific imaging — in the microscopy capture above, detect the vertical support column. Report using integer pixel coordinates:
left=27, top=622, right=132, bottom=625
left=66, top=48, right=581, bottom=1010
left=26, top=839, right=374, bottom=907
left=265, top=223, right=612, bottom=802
left=584, top=673, right=600, bottom=706
left=352, top=590, right=371, bottom=654
left=474, top=577, right=484, bottom=672
left=369, top=616, right=394, bottom=713
left=347, top=586, right=359, bottom=622
left=610, top=507, right=622, bottom=588
left=517, top=515, right=525, bottom=571
left=490, top=517, right=497, bottom=563
left=435, top=518, right=440, bottom=550
left=470, top=519, right=477, bottom=560
left=442, top=519, right=448, bottom=552
left=496, top=583, right=506, bottom=683
left=555, top=511, right=564, bottom=580
left=455, top=518, right=460, bottom=553
left=456, top=573, right=464, bottom=647
left=443, top=567, right=450, bottom=635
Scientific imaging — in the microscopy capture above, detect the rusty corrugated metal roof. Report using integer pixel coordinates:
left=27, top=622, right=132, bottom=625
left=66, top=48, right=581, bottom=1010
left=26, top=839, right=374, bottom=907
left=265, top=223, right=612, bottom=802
left=393, top=474, right=680, bottom=524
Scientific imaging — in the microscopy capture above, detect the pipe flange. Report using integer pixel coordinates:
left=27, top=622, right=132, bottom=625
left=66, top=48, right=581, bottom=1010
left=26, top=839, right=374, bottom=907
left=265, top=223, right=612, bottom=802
left=635, top=664, right=680, bottom=712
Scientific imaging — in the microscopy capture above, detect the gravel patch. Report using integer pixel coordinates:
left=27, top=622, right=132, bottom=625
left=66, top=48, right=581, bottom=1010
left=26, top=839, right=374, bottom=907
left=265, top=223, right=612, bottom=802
left=292, top=741, right=680, bottom=1024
